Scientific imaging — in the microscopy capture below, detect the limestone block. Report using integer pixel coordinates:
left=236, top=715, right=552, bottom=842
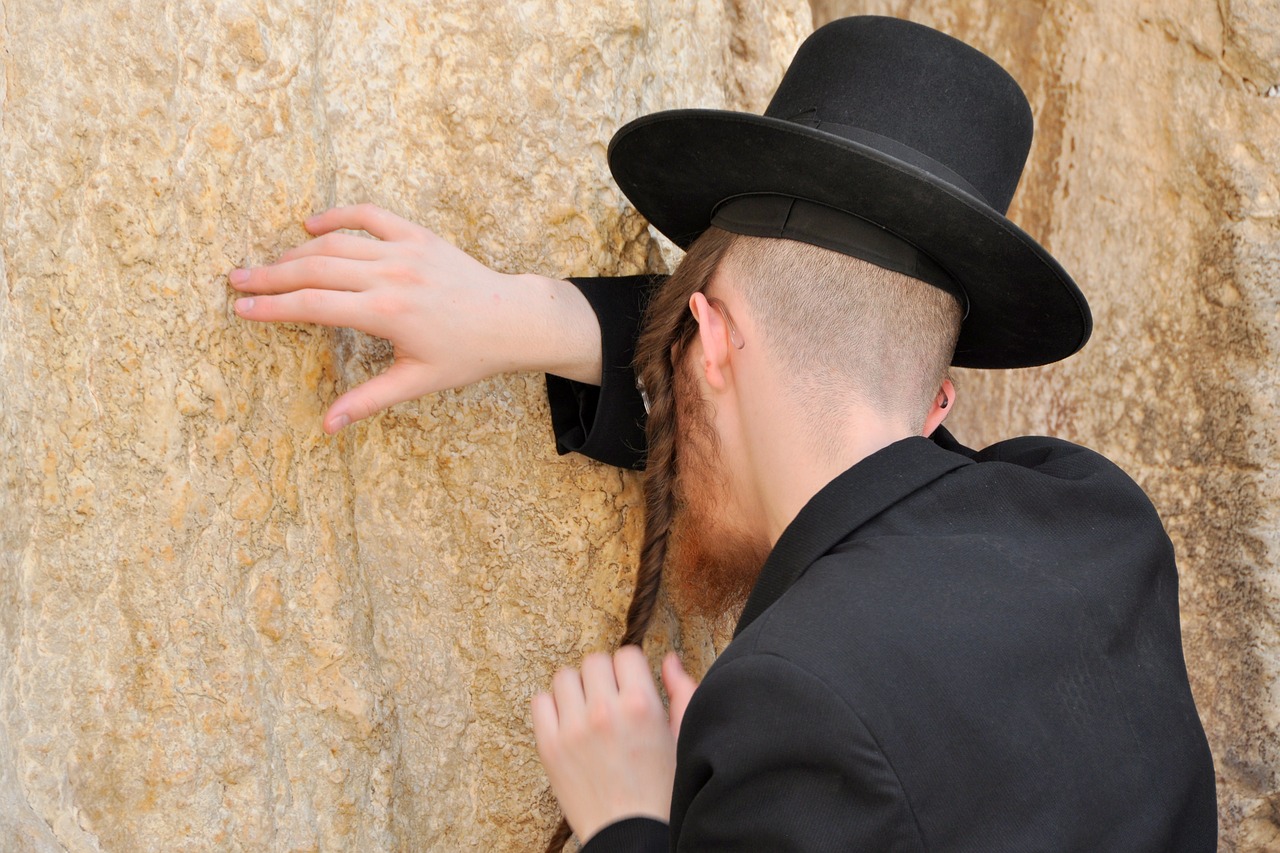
left=813, top=2, right=1279, bottom=848
left=0, top=1, right=810, bottom=850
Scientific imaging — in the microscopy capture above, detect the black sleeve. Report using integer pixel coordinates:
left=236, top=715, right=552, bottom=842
left=545, top=275, right=664, bottom=470
left=670, top=654, right=922, bottom=851
left=580, top=817, right=669, bottom=852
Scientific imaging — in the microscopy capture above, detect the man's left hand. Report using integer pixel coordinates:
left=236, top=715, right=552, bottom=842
left=532, top=647, right=697, bottom=843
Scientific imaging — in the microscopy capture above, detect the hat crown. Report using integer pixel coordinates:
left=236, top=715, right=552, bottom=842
left=604, top=15, right=1091, bottom=368
left=764, top=16, right=1032, bottom=213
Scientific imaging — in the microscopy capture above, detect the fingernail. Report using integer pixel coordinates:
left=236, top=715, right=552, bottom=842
left=234, top=298, right=254, bottom=314
left=229, top=268, right=249, bottom=285
left=329, top=413, right=350, bottom=432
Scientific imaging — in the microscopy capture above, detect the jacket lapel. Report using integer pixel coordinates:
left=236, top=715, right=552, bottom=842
left=734, top=435, right=972, bottom=635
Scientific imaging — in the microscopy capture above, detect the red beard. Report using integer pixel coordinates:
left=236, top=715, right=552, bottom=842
left=664, top=357, right=771, bottom=623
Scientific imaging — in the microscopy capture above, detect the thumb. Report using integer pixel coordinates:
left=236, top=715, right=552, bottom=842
left=324, top=362, right=430, bottom=433
left=662, top=653, right=698, bottom=740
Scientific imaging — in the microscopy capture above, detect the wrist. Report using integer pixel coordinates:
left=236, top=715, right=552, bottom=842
left=507, top=273, right=603, bottom=385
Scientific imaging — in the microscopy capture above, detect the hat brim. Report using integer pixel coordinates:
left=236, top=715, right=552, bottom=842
left=607, top=109, right=1091, bottom=369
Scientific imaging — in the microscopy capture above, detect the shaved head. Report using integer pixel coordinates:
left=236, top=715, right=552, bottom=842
left=719, top=235, right=962, bottom=438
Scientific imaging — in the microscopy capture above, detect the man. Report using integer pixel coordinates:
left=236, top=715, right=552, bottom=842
left=232, top=16, right=1217, bottom=851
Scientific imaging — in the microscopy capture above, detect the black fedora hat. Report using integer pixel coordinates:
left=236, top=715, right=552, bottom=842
left=607, top=16, right=1090, bottom=368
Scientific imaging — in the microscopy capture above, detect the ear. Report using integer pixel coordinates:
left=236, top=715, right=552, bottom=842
left=688, top=292, right=732, bottom=392
left=922, top=378, right=956, bottom=437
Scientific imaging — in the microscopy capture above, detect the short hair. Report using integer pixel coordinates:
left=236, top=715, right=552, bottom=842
left=620, top=226, right=963, bottom=660
left=718, top=233, right=963, bottom=436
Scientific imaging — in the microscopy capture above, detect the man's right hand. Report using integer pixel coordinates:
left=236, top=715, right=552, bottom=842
left=531, top=649, right=698, bottom=844
left=230, top=204, right=603, bottom=433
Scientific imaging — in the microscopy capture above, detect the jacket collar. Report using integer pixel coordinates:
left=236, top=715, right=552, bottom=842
left=734, top=431, right=973, bottom=635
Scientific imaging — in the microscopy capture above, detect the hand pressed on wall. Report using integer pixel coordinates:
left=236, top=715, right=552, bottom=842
left=531, top=647, right=698, bottom=844
left=230, top=204, right=603, bottom=433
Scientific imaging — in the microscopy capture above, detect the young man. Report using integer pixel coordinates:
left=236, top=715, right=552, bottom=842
left=232, top=17, right=1216, bottom=851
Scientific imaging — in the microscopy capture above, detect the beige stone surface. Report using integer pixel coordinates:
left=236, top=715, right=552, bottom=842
left=0, top=1, right=810, bottom=850
left=14, top=0, right=1280, bottom=848
left=813, top=1, right=1279, bottom=848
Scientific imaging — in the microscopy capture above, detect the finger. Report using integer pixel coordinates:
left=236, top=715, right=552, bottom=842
left=580, top=652, right=619, bottom=705
left=551, top=667, right=586, bottom=727
left=530, top=692, right=559, bottom=746
left=324, top=363, right=433, bottom=433
left=275, top=232, right=388, bottom=265
left=230, top=256, right=375, bottom=294
left=305, top=204, right=423, bottom=242
left=613, top=646, right=660, bottom=700
left=234, top=290, right=393, bottom=338
left=661, top=653, right=698, bottom=740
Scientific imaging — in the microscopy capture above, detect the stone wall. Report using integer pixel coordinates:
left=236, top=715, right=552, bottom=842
left=0, top=2, right=809, bottom=850
left=813, top=1, right=1280, bottom=849
left=5, top=0, right=1278, bottom=849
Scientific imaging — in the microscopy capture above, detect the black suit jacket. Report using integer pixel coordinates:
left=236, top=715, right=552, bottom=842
left=547, top=278, right=1217, bottom=851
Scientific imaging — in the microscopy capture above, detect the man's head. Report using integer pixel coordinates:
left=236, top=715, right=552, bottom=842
left=711, top=229, right=962, bottom=443
left=634, top=226, right=963, bottom=624
left=612, top=17, right=1090, bottom=641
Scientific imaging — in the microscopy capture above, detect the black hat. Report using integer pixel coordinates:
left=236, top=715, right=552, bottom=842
left=607, top=16, right=1090, bottom=368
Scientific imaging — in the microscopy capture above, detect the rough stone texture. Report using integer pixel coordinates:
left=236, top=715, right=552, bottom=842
left=0, top=2, right=810, bottom=850
left=12, top=0, right=1280, bottom=848
left=813, top=1, right=1279, bottom=849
